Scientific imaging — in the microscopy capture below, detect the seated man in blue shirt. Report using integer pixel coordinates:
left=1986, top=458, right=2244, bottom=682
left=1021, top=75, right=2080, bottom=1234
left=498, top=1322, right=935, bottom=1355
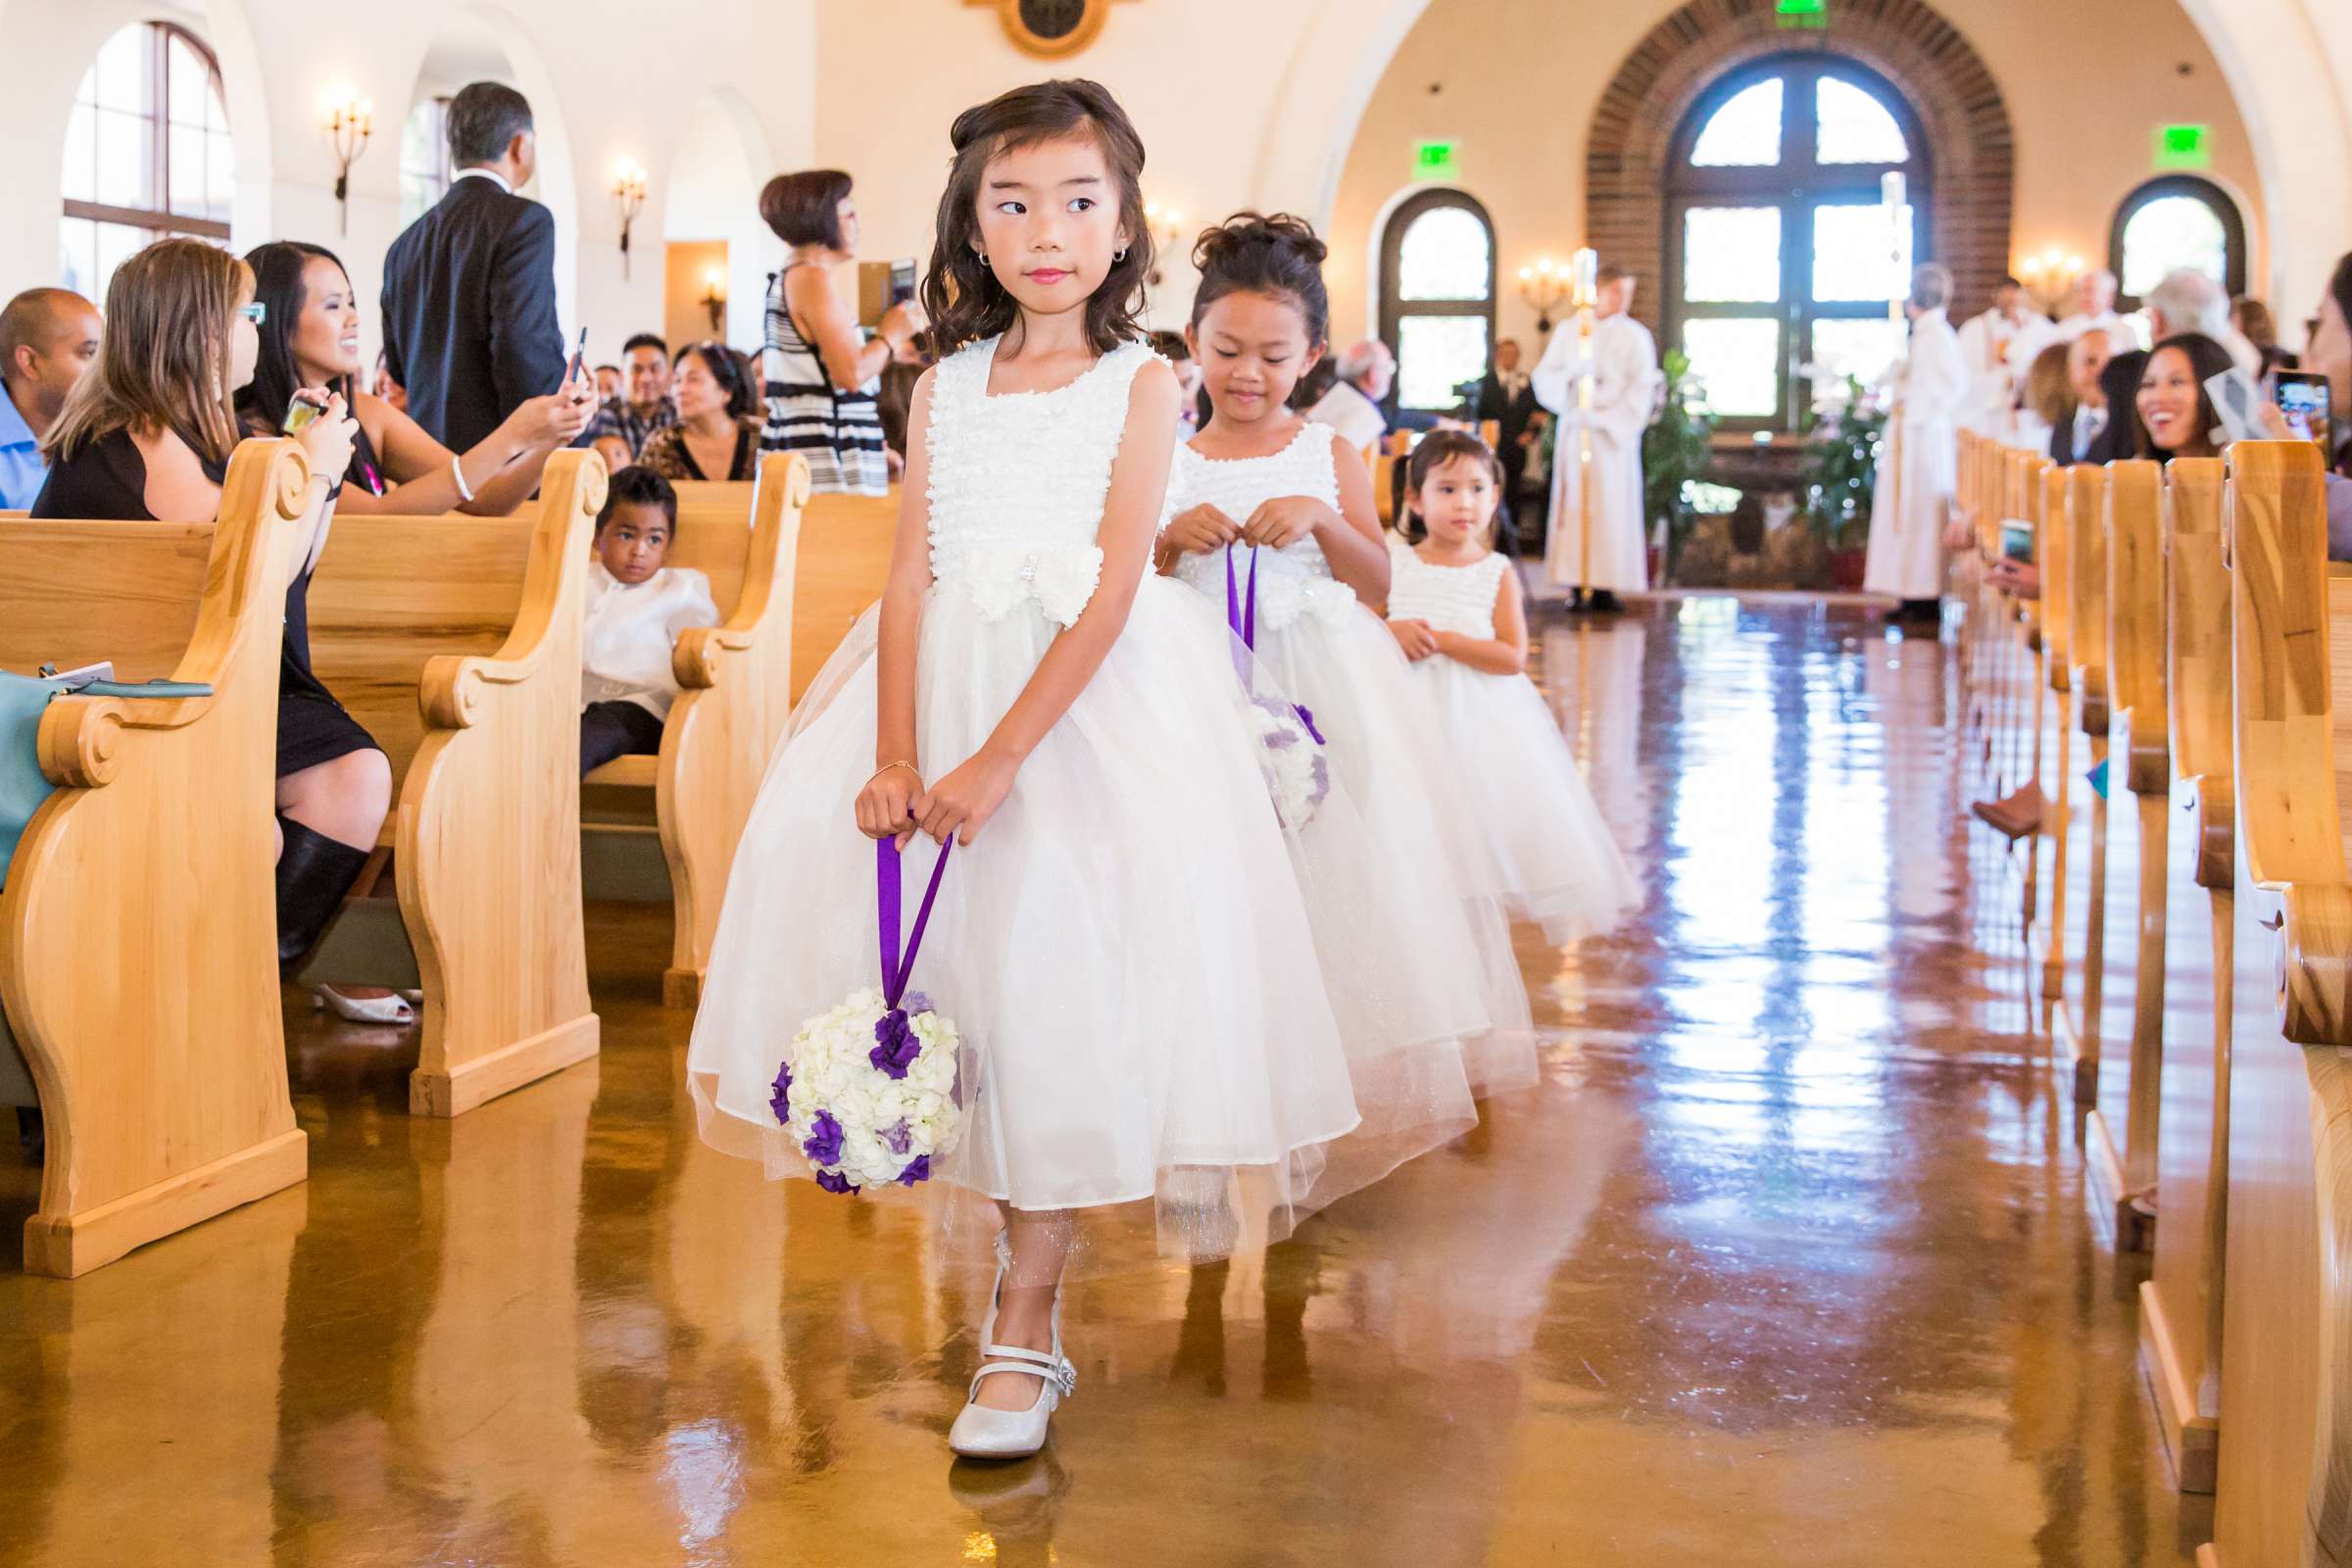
left=0, top=288, right=102, bottom=510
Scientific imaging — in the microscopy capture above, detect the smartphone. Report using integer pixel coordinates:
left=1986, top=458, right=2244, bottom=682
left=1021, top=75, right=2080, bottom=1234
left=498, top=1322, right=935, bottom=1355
left=2275, top=369, right=2333, bottom=447
left=282, top=391, right=323, bottom=435
left=563, top=326, right=588, bottom=388
left=2000, top=521, right=2034, bottom=564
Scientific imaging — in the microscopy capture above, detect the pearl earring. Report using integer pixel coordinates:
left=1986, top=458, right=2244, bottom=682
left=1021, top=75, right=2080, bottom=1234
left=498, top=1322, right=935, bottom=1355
left=976, top=253, right=989, bottom=267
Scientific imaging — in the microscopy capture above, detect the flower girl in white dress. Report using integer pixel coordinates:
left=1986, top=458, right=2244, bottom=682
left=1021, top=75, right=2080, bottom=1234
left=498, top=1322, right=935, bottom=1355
left=687, top=83, right=1367, bottom=1461
left=1157, top=214, right=1536, bottom=1100
left=1387, top=431, right=1639, bottom=941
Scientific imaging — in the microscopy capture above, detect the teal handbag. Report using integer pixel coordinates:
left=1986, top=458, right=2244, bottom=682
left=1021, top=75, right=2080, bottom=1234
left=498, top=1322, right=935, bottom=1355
left=0, top=670, right=213, bottom=889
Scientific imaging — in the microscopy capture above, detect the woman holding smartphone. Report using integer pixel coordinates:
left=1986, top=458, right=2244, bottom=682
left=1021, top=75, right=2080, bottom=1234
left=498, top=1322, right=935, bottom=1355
left=29, top=238, right=392, bottom=1011
left=240, top=241, right=594, bottom=514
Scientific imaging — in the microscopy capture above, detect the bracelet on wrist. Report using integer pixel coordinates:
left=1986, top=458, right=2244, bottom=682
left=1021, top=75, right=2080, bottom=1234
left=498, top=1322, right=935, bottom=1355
left=865, top=760, right=919, bottom=788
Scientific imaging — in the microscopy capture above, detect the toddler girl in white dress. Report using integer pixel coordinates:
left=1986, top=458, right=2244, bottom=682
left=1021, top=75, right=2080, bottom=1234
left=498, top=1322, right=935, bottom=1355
left=1157, top=213, right=1536, bottom=1102
left=1387, top=431, right=1639, bottom=941
left=686, top=82, right=1374, bottom=1463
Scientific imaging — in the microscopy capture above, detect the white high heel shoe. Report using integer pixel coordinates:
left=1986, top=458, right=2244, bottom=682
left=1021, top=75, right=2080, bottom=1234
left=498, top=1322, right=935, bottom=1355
left=949, top=1239, right=1076, bottom=1460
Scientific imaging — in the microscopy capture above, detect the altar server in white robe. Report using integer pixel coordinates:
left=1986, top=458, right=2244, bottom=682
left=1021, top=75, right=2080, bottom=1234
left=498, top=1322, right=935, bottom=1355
left=1953, top=277, right=2054, bottom=439
left=1863, top=263, right=1968, bottom=620
left=1531, top=265, right=1660, bottom=612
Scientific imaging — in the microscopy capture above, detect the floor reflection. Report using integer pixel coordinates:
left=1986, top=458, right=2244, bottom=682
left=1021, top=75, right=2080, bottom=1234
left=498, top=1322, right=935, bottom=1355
left=0, top=598, right=2196, bottom=1565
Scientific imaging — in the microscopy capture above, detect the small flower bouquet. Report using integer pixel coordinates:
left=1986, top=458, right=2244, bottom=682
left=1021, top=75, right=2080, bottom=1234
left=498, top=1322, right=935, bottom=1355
left=1247, top=693, right=1329, bottom=829
left=1228, top=544, right=1331, bottom=829
left=773, top=838, right=960, bottom=1194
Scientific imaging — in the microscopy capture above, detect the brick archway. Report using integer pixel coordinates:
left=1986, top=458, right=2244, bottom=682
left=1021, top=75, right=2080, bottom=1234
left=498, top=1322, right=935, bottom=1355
left=1587, top=0, right=2013, bottom=335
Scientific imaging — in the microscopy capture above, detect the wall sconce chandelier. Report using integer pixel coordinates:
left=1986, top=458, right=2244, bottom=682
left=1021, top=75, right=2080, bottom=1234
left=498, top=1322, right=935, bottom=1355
left=323, top=89, right=373, bottom=236
left=1142, top=200, right=1185, bottom=288
left=1517, top=257, right=1571, bottom=333
left=612, top=163, right=649, bottom=279
left=2015, top=245, right=2088, bottom=318
left=701, top=270, right=727, bottom=333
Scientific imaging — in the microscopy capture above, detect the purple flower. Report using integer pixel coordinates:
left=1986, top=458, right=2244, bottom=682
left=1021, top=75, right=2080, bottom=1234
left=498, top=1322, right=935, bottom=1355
left=767, top=1060, right=793, bottom=1125
left=802, top=1110, right=845, bottom=1166
left=1293, top=704, right=1326, bottom=746
left=815, top=1168, right=859, bottom=1195
left=882, top=1118, right=913, bottom=1155
left=898, top=1154, right=931, bottom=1187
left=869, top=1008, right=921, bottom=1080
left=904, top=991, right=932, bottom=1014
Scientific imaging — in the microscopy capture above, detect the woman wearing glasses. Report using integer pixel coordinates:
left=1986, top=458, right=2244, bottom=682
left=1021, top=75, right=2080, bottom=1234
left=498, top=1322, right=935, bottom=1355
left=31, top=238, right=389, bottom=1012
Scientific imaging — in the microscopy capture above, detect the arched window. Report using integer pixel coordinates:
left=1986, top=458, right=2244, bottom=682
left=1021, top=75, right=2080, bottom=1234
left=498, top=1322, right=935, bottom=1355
left=1665, top=55, right=1929, bottom=433
left=2110, top=175, right=2244, bottom=308
left=1377, top=189, right=1496, bottom=415
left=400, top=97, right=454, bottom=225
left=58, top=23, right=233, bottom=299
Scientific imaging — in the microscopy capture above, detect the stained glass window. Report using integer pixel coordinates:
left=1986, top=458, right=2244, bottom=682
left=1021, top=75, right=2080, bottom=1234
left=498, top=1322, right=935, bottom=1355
left=1683, top=208, right=1783, bottom=304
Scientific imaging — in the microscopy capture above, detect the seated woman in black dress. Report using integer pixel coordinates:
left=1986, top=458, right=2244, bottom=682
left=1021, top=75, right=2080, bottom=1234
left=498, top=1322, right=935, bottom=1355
left=30, top=237, right=390, bottom=1017
left=241, top=241, right=595, bottom=514
left=636, top=341, right=761, bottom=482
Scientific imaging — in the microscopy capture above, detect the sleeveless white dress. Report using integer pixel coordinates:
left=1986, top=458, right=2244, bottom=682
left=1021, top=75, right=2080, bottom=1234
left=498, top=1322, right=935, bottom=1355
left=1387, top=536, right=1640, bottom=942
left=688, top=337, right=1368, bottom=1265
left=1166, top=421, right=1537, bottom=1099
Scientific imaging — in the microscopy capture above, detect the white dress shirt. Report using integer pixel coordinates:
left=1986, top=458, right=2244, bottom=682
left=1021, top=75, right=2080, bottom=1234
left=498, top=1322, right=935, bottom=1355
left=581, top=560, right=720, bottom=720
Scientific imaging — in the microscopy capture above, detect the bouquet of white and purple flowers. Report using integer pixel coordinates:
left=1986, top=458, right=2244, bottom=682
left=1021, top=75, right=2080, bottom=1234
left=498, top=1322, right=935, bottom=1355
left=771, top=838, right=960, bottom=1194
left=1227, top=545, right=1330, bottom=827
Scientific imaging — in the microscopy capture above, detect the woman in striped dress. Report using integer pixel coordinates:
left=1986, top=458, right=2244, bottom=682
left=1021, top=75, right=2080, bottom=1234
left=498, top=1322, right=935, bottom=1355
left=757, top=169, right=924, bottom=495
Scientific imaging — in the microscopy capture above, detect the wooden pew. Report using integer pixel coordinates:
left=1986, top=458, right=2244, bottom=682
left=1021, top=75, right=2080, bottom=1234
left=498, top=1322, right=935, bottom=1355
left=2055, top=464, right=2117, bottom=1129
left=784, top=487, right=900, bottom=709
left=582, top=455, right=810, bottom=1007
left=302, top=452, right=603, bottom=1116
left=0, top=440, right=309, bottom=1275
left=2105, top=462, right=2168, bottom=1255
left=2032, top=458, right=2076, bottom=1026
left=2141, top=456, right=2229, bottom=1494
left=2204, top=439, right=2349, bottom=1567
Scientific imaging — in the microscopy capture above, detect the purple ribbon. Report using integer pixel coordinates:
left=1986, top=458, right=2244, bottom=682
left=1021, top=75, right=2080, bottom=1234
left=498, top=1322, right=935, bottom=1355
left=1223, top=543, right=1260, bottom=651
left=877, top=834, right=952, bottom=1011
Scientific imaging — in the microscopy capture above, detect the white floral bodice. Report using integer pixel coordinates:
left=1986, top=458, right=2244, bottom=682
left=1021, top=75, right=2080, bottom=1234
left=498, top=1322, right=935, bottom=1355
left=1386, top=537, right=1509, bottom=639
left=924, top=334, right=1155, bottom=627
left=1167, top=422, right=1357, bottom=633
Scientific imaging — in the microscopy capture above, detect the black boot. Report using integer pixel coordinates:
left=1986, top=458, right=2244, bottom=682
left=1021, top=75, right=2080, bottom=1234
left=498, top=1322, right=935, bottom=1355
left=1567, top=587, right=1591, bottom=612
left=276, top=815, right=369, bottom=970
left=1590, top=590, right=1626, bottom=613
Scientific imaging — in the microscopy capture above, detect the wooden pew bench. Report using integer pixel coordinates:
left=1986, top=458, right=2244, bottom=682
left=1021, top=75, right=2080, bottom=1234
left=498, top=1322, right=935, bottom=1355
left=0, top=440, right=309, bottom=1275
left=2205, top=440, right=2349, bottom=1566
left=578, top=454, right=811, bottom=1006
left=298, top=452, right=602, bottom=1116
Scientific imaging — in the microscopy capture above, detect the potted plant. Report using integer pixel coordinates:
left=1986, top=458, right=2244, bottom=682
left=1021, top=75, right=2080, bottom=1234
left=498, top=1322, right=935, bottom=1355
left=1801, top=373, right=1884, bottom=590
left=1643, top=347, right=1719, bottom=584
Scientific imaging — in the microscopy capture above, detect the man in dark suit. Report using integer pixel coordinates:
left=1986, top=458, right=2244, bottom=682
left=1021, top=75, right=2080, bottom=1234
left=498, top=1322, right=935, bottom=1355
left=1472, top=336, right=1542, bottom=527
left=2082, top=346, right=2148, bottom=465
left=381, top=81, right=566, bottom=454
left=2047, top=328, right=2120, bottom=466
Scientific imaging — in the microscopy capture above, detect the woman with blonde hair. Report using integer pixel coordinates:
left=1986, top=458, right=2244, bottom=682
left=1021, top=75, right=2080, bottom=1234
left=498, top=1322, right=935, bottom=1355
left=2020, top=339, right=2075, bottom=450
left=31, top=237, right=395, bottom=1016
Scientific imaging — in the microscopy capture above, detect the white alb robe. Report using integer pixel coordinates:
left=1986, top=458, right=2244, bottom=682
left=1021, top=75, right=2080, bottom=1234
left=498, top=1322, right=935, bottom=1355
left=1862, top=307, right=1967, bottom=602
left=1953, top=308, right=2056, bottom=439
left=1531, top=312, right=1660, bottom=594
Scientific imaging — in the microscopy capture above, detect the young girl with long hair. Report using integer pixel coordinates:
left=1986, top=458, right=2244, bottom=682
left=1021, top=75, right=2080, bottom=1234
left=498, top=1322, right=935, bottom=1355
left=687, top=81, right=1373, bottom=1463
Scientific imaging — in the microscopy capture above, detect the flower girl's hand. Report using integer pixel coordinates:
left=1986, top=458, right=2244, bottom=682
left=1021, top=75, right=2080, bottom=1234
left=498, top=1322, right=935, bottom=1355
left=1241, top=496, right=1333, bottom=550
left=1162, top=503, right=1242, bottom=558
left=913, top=750, right=1017, bottom=847
left=857, top=762, right=923, bottom=848
left=1388, top=617, right=1441, bottom=661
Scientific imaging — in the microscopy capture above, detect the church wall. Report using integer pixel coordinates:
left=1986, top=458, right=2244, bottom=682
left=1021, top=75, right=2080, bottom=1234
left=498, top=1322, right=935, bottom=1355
left=1329, top=0, right=2277, bottom=359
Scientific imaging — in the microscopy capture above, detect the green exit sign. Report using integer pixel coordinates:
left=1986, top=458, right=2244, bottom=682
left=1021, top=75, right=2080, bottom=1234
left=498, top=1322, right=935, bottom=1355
left=2155, top=122, right=2211, bottom=169
left=1776, top=0, right=1827, bottom=25
left=1412, top=140, right=1458, bottom=181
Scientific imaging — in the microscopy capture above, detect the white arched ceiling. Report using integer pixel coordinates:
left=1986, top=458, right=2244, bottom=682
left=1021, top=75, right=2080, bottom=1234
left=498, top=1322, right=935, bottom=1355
left=661, top=88, right=777, bottom=347
left=1252, top=0, right=1433, bottom=224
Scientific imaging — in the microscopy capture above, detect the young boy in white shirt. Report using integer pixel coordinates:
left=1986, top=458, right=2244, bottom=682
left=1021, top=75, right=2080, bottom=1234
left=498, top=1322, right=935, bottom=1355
left=580, top=466, right=718, bottom=775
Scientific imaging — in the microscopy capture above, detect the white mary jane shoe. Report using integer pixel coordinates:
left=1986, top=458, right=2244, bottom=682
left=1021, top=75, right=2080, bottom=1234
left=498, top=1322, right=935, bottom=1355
left=311, top=986, right=416, bottom=1025
left=949, top=1242, right=1076, bottom=1461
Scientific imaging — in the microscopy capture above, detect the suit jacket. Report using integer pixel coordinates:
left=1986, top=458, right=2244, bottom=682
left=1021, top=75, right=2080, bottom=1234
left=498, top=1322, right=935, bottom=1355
left=381, top=173, right=565, bottom=453
left=1474, top=371, right=1541, bottom=445
left=2082, top=349, right=2149, bottom=465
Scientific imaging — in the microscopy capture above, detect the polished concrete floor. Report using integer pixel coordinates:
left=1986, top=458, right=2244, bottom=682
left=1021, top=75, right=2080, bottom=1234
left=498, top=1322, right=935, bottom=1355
left=0, top=598, right=2200, bottom=1566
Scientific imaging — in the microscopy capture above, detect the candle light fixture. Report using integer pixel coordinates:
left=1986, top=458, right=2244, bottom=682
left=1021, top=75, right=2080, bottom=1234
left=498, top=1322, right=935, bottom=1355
left=612, top=162, right=649, bottom=279
left=2015, top=246, right=2088, bottom=318
left=1141, top=200, right=1186, bottom=287
left=323, top=88, right=373, bottom=236
left=1517, top=256, right=1571, bottom=333
left=701, top=269, right=727, bottom=333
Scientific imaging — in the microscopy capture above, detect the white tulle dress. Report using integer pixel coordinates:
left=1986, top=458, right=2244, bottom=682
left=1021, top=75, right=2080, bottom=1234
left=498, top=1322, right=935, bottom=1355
left=1165, top=421, right=1537, bottom=1099
left=687, top=336, right=1387, bottom=1271
left=1386, top=536, right=1640, bottom=942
